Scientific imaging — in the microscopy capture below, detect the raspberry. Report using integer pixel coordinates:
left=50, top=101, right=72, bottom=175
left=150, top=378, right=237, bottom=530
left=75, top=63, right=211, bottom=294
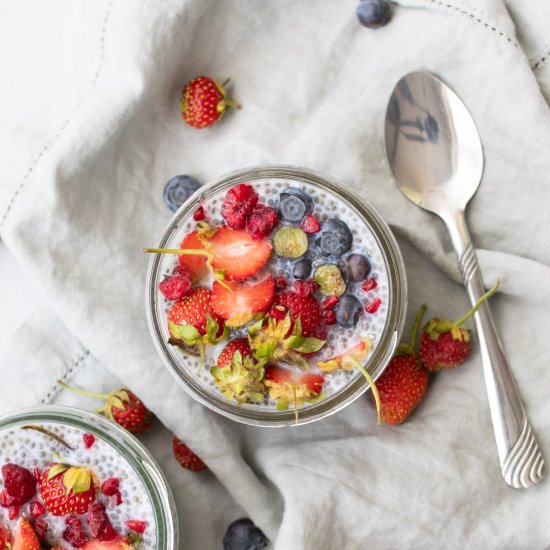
left=1, top=464, right=36, bottom=506
left=294, top=279, right=319, bottom=297
left=193, top=206, right=206, bottom=221
left=82, top=433, right=96, bottom=449
left=300, top=214, right=321, bottom=234
left=221, top=183, right=259, bottom=229
left=159, top=267, right=192, bottom=301
left=100, top=477, right=120, bottom=496
left=362, top=277, right=378, bottom=292
left=88, top=502, right=117, bottom=542
left=63, top=515, right=88, bottom=547
left=275, top=276, right=287, bottom=290
left=124, top=520, right=148, bottom=534
left=246, top=204, right=279, bottom=241
left=30, top=500, right=46, bottom=518
left=34, top=517, right=49, bottom=540
left=365, top=297, right=382, bottom=314
left=0, top=490, right=16, bottom=508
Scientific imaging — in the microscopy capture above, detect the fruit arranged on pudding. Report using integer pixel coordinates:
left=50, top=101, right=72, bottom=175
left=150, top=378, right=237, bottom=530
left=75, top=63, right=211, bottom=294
left=178, top=231, right=210, bottom=282
left=12, top=518, right=39, bottom=550
left=221, top=183, right=259, bottom=229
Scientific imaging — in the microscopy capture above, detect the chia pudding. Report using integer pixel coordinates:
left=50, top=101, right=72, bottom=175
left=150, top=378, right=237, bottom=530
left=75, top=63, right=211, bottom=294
left=146, top=167, right=406, bottom=425
left=0, top=419, right=158, bottom=548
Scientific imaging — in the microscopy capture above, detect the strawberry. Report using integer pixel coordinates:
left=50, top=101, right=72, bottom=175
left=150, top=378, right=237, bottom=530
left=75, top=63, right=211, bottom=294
left=12, top=518, right=39, bottom=550
left=264, top=365, right=324, bottom=421
left=80, top=535, right=132, bottom=549
left=168, top=287, right=223, bottom=336
left=221, top=183, right=259, bottom=230
left=59, top=382, right=153, bottom=434
left=272, top=291, right=324, bottom=338
left=39, top=463, right=98, bottom=516
left=180, top=76, right=240, bottom=129
left=375, top=305, right=428, bottom=424
left=172, top=436, right=207, bottom=472
left=212, top=276, right=275, bottom=327
left=124, top=520, right=147, bottom=534
left=0, top=524, right=12, bottom=550
left=211, top=339, right=267, bottom=404
left=1, top=464, right=35, bottom=506
left=178, top=231, right=209, bottom=282
left=246, top=204, right=279, bottom=240
left=420, top=280, right=500, bottom=372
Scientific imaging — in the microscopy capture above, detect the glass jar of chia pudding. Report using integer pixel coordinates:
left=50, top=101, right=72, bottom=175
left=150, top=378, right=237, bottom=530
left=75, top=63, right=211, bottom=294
left=0, top=405, right=178, bottom=549
left=146, top=165, right=407, bottom=427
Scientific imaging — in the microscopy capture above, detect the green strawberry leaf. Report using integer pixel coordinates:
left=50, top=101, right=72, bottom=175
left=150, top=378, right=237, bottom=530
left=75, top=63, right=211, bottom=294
left=292, top=316, right=303, bottom=336
left=292, top=337, right=326, bottom=354
left=255, top=340, right=277, bottom=359
left=248, top=318, right=265, bottom=336
left=284, top=335, right=305, bottom=350
left=47, top=463, right=69, bottom=480
left=276, top=398, right=289, bottom=411
left=169, top=322, right=201, bottom=344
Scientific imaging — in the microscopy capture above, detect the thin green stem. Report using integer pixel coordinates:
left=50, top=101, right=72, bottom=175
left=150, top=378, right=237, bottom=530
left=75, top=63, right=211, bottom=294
left=409, top=304, right=427, bottom=349
left=292, top=384, right=298, bottom=425
left=143, top=248, right=210, bottom=257
left=347, top=358, right=381, bottom=425
left=58, top=380, right=108, bottom=401
left=21, top=425, right=74, bottom=450
left=452, top=279, right=500, bottom=328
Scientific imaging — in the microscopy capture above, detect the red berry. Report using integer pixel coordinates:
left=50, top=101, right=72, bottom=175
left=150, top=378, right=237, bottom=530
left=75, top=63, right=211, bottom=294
left=0, top=490, right=16, bottom=508
left=275, top=276, right=287, bottom=290
left=268, top=305, right=286, bottom=320
left=365, top=297, right=382, bottom=314
left=246, top=204, right=279, bottom=240
left=159, top=267, right=192, bottom=301
left=63, top=515, right=88, bottom=547
left=178, top=231, right=209, bottom=282
left=113, top=491, right=123, bottom=506
left=362, top=277, right=378, bottom=292
left=274, top=292, right=324, bottom=338
left=83, top=433, right=96, bottom=449
left=124, top=520, right=148, bottom=534
left=29, top=499, right=46, bottom=518
left=172, top=436, right=208, bottom=472
left=419, top=329, right=471, bottom=371
left=13, top=518, right=39, bottom=549
left=169, top=287, right=224, bottom=337
left=33, top=516, right=48, bottom=540
left=217, top=339, right=252, bottom=368
left=221, top=183, right=259, bottom=229
left=323, top=310, right=336, bottom=325
left=33, top=468, right=41, bottom=483
left=1, top=464, right=36, bottom=506
left=193, top=205, right=206, bottom=221
left=88, top=502, right=117, bottom=542
left=294, top=279, right=319, bottom=298
left=8, top=506, right=19, bottom=520
left=322, top=295, right=339, bottom=310
left=100, top=477, right=120, bottom=497
left=300, top=215, right=321, bottom=234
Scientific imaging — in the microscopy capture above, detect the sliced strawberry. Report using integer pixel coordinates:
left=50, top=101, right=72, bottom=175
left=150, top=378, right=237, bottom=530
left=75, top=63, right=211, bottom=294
left=265, top=365, right=324, bottom=393
left=317, top=341, right=368, bottom=372
left=208, top=226, right=272, bottom=280
left=212, top=276, right=274, bottom=327
left=298, top=372, right=325, bottom=393
left=80, top=535, right=132, bottom=549
left=12, top=518, right=39, bottom=550
left=0, top=523, right=12, bottom=549
left=178, top=231, right=209, bottom=281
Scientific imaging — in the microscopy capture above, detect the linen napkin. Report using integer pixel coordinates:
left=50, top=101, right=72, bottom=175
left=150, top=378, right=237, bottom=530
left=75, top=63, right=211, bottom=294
left=1, top=0, right=550, bottom=548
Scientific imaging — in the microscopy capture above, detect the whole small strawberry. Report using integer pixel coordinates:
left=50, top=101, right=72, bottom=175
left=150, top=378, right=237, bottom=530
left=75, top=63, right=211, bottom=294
left=59, top=382, right=153, bottom=434
left=420, top=280, right=499, bottom=372
left=376, top=305, right=428, bottom=425
left=180, top=76, right=240, bottom=129
left=172, top=436, right=207, bottom=472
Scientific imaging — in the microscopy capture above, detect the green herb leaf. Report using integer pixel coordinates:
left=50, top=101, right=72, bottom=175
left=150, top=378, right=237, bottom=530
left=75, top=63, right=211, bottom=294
left=169, top=322, right=201, bottom=344
left=292, top=337, right=326, bottom=354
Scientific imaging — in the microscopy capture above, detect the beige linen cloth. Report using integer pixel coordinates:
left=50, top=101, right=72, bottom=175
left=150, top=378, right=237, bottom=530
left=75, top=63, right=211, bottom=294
left=1, top=1, right=550, bottom=548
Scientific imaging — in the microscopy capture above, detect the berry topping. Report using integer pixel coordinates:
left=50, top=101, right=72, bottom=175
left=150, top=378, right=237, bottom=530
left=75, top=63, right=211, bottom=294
left=300, top=214, right=321, bottom=234
left=82, top=433, right=96, bottom=449
left=275, top=276, right=287, bottom=290
left=273, top=292, right=325, bottom=338
left=356, top=0, right=392, bottom=29
left=124, top=520, right=147, bottom=534
left=13, top=518, right=39, bottom=550
left=163, top=175, right=200, bottom=212
left=292, top=259, right=312, bottom=280
left=0, top=523, right=11, bottom=549
left=39, top=463, right=98, bottom=516
left=317, top=219, right=353, bottom=257
left=313, top=264, right=346, bottom=296
left=347, top=254, right=372, bottom=281
left=100, top=477, right=120, bottom=497
left=221, top=183, right=259, bottom=230
left=33, top=517, right=48, bottom=541
left=63, top=515, right=87, bottom=548
left=322, top=295, right=339, bottom=310
left=0, top=490, right=16, bottom=508
left=334, top=295, right=362, bottom=328
left=29, top=499, right=46, bottom=518
left=8, top=507, right=18, bottom=521
left=168, top=287, right=223, bottom=336
left=88, top=502, right=117, bottom=542
left=80, top=535, right=132, bottom=549
left=223, top=518, right=269, bottom=550
left=180, top=76, right=239, bottom=129
left=172, top=436, right=207, bottom=472
left=323, top=310, right=336, bottom=325
left=272, top=227, right=308, bottom=259
left=365, top=297, right=382, bottom=314
left=361, top=277, right=378, bottom=292
left=246, top=204, right=279, bottom=241
left=293, top=279, right=319, bottom=297
left=178, top=231, right=209, bottom=282
left=277, top=188, right=313, bottom=222
left=1, top=464, right=36, bottom=506
left=208, top=226, right=272, bottom=280
left=193, top=205, right=206, bottom=221
left=268, top=305, right=286, bottom=320
left=212, top=277, right=275, bottom=327
left=159, top=266, right=193, bottom=301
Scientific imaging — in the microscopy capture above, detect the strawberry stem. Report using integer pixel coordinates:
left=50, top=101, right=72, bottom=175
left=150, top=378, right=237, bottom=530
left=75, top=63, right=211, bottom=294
left=21, top=425, right=74, bottom=450
left=292, top=384, right=298, bottom=425
left=452, top=279, right=500, bottom=329
left=344, top=357, right=381, bottom=425
left=409, top=304, right=427, bottom=349
left=58, top=380, right=109, bottom=401
left=143, top=248, right=211, bottom=257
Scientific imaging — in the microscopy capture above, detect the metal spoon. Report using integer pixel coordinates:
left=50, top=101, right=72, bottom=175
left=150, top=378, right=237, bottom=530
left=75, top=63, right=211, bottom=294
left=384, top=71, right=544, bottom=489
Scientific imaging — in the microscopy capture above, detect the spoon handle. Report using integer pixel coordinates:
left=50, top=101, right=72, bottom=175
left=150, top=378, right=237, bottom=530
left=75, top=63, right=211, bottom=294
left=445, top=210, right=545, bottom=488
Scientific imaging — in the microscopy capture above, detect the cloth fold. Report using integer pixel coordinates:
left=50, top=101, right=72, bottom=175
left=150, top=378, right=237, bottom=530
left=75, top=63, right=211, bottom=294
left=1, top=0, right=550, bottom=548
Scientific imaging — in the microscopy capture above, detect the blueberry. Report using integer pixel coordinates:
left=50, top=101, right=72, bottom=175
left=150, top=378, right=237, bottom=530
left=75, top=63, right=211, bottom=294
left=347, top=254, right=372, bottom=281
left=317, top=219, right=353, bottom=257
left=356, top=0, right=392, bottom=29
left=293, top=259, right=312, bottom=279
left=223, top=518, right=268, bottom=550
left=335, top=295, right=362, bottom=328
left=277, top=187, right=313, bottom=222
left=163, top=175, right=200, bottom=212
